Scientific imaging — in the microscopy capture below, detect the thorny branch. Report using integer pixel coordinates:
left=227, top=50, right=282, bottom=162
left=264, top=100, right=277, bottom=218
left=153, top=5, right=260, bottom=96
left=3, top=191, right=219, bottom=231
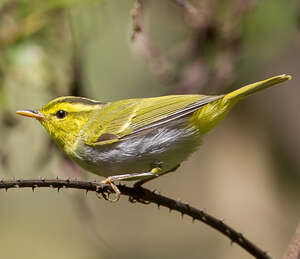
left=0, top=178, right=270, bottom=259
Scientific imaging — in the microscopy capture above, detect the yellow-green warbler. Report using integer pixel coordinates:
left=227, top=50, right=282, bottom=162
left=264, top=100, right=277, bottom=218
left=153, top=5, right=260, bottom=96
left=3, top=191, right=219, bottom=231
left=16, top=75, right=291, bottom=201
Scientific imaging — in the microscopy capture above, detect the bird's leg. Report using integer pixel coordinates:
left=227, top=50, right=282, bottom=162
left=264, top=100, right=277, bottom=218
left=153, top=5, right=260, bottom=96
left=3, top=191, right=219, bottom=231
left=99, top=169, right=162, bottom=202
left=134, top=164, right=181, bottom=187
left=98, top=165, right=181, bottom=202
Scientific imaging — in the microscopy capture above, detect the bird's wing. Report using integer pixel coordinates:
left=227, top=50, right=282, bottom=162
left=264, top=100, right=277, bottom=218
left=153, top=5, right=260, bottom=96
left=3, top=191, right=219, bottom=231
left=87, top=95, right=223, bottom=146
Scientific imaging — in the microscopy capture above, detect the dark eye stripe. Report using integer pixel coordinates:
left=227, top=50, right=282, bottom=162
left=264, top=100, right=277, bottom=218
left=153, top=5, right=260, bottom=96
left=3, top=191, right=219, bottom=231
left=55, top=110, right=67, bottom=119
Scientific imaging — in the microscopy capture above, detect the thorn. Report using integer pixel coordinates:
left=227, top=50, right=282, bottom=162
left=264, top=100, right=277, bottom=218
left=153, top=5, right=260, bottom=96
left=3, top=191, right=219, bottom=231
left=169, top=208, right=172, bottom=213
left=192, top=217, right=196, bottom=222
left=157, top=204, right=160, bottom=209
left=85, top=189, right=88, bottom=195
left=128, top=196, right=136, bottom=203
left=152, top=189, right=160, bottom=195
left=5, top=187, right=8, bottom=192
left=32, top=184, right=38, bottom=191
left=57, top=187, right=61, bottom=192
left=238, top=233, right=244, bottom=243
left=181, top=213, right=184, bottom=219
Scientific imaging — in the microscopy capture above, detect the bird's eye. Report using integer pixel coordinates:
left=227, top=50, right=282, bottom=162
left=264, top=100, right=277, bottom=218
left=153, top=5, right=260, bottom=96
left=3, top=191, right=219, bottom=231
left=55, top=110, right=67, bottom=119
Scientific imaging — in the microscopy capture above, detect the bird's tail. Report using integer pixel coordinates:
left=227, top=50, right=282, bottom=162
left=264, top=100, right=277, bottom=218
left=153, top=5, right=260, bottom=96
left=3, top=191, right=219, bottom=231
left=191, top=74, right=291, bottom=134
left=223, top=74, right=291, bottom=102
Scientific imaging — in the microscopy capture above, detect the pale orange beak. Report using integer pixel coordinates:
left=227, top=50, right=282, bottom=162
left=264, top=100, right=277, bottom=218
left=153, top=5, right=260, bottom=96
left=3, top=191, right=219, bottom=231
left=16, top=109, right=44, bottom=120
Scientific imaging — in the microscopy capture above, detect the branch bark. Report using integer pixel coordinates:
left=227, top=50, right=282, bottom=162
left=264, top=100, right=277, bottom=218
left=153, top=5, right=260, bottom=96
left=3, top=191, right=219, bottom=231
left=0, top=178, right=270, bottom=259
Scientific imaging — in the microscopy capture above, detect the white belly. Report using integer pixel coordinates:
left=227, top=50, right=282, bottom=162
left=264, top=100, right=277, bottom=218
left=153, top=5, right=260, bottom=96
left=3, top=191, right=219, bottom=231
left=73, top=121, right=202, bottom=178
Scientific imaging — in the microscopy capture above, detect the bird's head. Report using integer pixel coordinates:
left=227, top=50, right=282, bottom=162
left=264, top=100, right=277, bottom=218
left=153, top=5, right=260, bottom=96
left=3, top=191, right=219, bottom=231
left=16, top=96, right=105, bottom=153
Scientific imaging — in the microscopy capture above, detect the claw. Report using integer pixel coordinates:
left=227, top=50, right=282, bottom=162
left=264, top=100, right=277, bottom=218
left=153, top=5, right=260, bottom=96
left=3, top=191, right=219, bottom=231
left=95, top=185, right=108, bottom=200
left=100, top=178, right=121, bottom=202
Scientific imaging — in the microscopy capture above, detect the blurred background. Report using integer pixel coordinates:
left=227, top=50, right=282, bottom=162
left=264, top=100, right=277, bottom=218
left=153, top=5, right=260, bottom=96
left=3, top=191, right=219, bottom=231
left=0, top=0, right=299, bottom=258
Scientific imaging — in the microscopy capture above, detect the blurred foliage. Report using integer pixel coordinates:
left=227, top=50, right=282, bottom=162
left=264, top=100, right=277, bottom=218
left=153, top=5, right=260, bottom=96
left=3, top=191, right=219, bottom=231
left=0, top=0, right=299, bottom=258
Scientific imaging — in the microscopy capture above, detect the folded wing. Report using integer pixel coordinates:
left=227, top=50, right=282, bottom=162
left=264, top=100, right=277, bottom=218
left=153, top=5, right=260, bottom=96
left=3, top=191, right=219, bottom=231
left=87, top=94, right=223, bottom=145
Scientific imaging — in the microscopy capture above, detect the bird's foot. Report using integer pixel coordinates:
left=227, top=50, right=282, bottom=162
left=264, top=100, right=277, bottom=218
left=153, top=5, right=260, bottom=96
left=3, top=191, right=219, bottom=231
left=96, top=177, right=121, bottom=202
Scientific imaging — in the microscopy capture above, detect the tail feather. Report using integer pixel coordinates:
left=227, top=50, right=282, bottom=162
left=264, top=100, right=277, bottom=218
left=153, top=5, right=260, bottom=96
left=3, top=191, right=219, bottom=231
left=224, top=74, right=291, bottom=101
left=192, top=74, right=291, bottom=134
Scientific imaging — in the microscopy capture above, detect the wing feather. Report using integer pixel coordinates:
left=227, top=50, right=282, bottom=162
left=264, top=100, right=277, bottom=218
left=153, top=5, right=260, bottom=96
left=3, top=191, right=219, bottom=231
left=88, top=95, right=223, bottom=145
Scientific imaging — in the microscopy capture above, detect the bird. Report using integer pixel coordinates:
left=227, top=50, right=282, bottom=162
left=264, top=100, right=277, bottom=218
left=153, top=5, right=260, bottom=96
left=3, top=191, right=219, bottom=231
left=16, top=74, right=291, bottom=201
